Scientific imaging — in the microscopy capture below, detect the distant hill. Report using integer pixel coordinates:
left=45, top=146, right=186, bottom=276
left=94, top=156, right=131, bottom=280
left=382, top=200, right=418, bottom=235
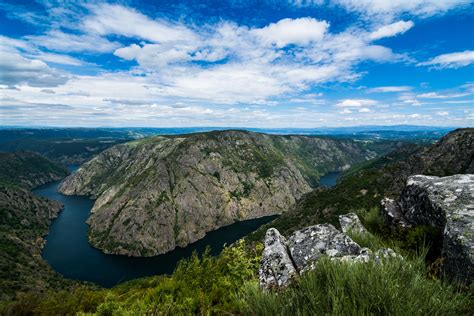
left=0, top=152, right=68, bottom=189
left=0, top=129, right=135, bottom=165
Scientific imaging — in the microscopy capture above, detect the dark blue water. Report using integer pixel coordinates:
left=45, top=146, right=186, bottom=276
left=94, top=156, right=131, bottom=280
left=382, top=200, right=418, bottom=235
left=34, top=167, right=276, bottom=287
left=319, top=171, right=342, bottom=187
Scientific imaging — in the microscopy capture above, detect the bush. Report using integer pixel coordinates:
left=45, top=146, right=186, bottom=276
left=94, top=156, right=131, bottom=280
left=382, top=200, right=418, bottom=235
left=91, top=239, right=262, bottom=315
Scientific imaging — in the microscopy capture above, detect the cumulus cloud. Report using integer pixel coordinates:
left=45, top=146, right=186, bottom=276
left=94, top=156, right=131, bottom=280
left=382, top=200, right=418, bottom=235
left=418, top=50, right=474, bottom=69
left=106, top=13, right=405, bottom=103
left=252, top=17, right=329, bottom=47
left=339, top=109, right=352, bottom=114
left=336, top=99, right=378, bottom=107
left=0, top=50, right=69, bottom=87
left=2, top=1, right=470, bottom=127
left=369, top=21, right=414, bottom=40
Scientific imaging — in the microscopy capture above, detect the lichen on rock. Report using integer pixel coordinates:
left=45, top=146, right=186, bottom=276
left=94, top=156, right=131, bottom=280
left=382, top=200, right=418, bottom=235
left=259, top=228, right=297, bottom=290
left=339, top=212, right=368, bottom=235
left=380, top=174, right=474, bottom=284
left=259, top=213, right=400, bottom=289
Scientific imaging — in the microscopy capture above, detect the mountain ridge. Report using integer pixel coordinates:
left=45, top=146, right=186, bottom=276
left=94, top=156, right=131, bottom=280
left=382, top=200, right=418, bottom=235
left=59, top=130, right=383, bottom=256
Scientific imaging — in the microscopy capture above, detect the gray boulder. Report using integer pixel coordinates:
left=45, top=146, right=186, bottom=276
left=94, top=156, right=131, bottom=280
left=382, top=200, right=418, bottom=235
left=287, top=224, right=362, bottom=272
left=382, top=174, right=474, bottom=283
left=259, top=223, right=402, bottom=289
left=339, top=212, right=368, bottom=235
left=259, top=228, right=297, bottom=290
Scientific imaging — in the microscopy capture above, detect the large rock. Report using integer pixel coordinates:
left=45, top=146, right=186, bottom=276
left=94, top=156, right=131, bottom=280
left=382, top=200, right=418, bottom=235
left=380, top=198, right=411, bottom=228
left=382, top=174, right=474, bottom=283
left=287, top=224, right=362, bottom=272
left=259, top=228, right=297, bottom=290
left=339, top=212, right=368, bottom=235
left=259, top=221, right=402, bottom=289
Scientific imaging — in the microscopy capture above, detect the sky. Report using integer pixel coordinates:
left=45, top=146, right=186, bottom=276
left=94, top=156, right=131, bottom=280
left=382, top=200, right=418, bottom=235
left=0, top=0, right=473, bottom=128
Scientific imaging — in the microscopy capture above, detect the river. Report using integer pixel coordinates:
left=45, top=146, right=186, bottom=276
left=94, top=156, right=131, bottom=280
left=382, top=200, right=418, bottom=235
left=34, top=168, right=340, bottom=287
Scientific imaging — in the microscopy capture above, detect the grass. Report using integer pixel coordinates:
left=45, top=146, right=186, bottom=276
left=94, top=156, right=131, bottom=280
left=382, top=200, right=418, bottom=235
left=242, top=255, right=472, bottom=316
left=242, top=206, right=472, bottom=315
left=242, top=210, right=472, bottom=316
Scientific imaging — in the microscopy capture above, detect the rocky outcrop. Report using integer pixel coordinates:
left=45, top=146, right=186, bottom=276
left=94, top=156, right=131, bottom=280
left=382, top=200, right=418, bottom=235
left=259, top=214, right=399, bottom=289
left=380, top=198, right=410, bottom=228
left=339, top=212, right=368, bottom=235
left=381, top=174, right=474, bottom=284
left=58, top=130, right=376, bottom=256
left=259, top=228, right=297, bottom=289
left=287, top=224, right=362, bottom=272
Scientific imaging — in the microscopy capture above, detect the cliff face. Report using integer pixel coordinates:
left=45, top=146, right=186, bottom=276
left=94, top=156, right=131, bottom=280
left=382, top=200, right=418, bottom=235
left=59, top=130, right=376, bottom=256
left=0, top=152, right=70, bottom=301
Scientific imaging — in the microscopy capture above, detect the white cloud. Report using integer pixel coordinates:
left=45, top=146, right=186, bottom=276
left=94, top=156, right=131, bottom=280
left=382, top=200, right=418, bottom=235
left=106, top=15, right=406, bottom=103
left=436, top=111, right=449, bottom=116
left=83, top=4, right=196, bottom=43
left=159, top=63, right=292, bottom=103
left=369, top=21, right=414, bottom=40
left=403, top=99, right=422, bottom=106
left=252, top=17, right=329, bottom=47
left=0, top=35, right=85, bottom=66
left=336, top=99, right=378, bottom=107
left=417, top=92, right=447, bottom=99
left=368, top=86, right=411, bottom=93
left=332, top=0, right=472, bottom=21
left=339, top=109, right=352, bottom=114
left=0, top=50, right=69, bottom=87
left=27, top=30, right=120, bottom=53
left=418, top=50, right=474, bottom=69
left=7, top=2, right=467, bottom=127
left=417, top=92, right=470, bottom=99
left=114, top=43, right=192, bottom=67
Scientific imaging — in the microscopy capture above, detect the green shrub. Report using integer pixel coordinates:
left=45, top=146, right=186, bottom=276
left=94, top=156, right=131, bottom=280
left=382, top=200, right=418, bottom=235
left=92, top=239, right=262, bottom=315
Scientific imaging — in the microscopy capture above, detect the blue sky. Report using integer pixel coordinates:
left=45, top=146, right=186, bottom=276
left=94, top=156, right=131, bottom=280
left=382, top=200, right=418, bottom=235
left=0, top=0, right=473, bottom=127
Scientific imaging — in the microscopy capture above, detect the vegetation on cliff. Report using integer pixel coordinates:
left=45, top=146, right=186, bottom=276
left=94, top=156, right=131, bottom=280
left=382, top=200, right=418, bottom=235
left=58, top=130, right=387, bottom=256
left=0, top=153, right=72, bottom=301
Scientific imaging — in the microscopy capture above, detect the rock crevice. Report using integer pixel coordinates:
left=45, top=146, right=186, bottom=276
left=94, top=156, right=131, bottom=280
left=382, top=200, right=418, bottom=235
left=380, top=174, right=474, bottom=284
